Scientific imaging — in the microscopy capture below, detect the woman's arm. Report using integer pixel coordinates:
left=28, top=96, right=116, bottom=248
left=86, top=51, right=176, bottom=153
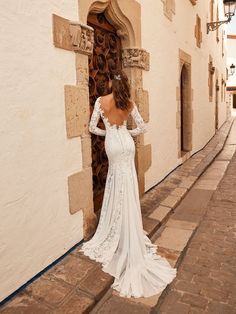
left=128, top=103, right=147, bottom=136
left=89, top=97, right=106, bottom=136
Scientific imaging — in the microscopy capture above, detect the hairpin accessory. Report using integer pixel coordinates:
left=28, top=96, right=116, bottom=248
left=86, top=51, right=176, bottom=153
left=114, top=74, right=121, bottom=80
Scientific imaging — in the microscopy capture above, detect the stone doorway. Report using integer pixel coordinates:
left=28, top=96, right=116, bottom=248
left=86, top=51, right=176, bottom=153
left=52, top=0, right=151, bottom=239
left=233, top=94, right=236, bottom=109
left=87, top=12, right=122, bottom=212
left=180, top=63, right=192, bottom=154
left=215, top=78, right=219, bottom=130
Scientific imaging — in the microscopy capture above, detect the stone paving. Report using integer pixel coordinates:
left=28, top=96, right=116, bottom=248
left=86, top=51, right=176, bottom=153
left=152, top=118, right=236, bottom=314
left=0, top=116, right=235, bottom=313
left=91, top=118, right=236, bottom=313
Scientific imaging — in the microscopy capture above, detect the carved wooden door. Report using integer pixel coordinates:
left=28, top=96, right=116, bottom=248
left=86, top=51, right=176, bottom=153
left=87, top=12, right=122, bottom=211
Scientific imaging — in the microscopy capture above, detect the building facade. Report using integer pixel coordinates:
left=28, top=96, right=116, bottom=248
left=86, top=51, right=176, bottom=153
left=226, top=34, right=236, bottom=109
left=0, top=0, right=228, bottom=301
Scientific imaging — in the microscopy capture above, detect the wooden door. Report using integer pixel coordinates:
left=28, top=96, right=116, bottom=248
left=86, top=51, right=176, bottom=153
left=215, top=79, right=219, bottom=130
left=87, top=12, right=122, bottom=212
left=233, top=94, right=236, bottom=109
left=180, top=64, right=192, bottom=153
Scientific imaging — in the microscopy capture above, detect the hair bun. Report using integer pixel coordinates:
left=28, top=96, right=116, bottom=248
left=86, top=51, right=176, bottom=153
left=114, top=74, right=121, bottom=80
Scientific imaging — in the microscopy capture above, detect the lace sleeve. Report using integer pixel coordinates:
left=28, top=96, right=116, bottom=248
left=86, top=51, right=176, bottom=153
left=89, top=97, right=106, bottom=136
left=128, top=103, right=147, bottom=136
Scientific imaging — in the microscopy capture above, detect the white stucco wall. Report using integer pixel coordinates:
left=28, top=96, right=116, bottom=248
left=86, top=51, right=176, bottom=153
left=0, top=0, right=229, bottom=302
left=227, top=37, right=236, bottom=87
left=0, top=0, right=83, bottom=301
left=137, top=0, right=228, bottom=190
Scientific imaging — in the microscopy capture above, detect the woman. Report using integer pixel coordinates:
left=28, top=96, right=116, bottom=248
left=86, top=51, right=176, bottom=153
left=79, top=70, right=177, bottom=298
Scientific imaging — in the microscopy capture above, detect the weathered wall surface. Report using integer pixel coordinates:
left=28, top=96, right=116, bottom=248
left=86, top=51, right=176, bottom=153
left=137, top=0, right=227, bottom=189
left=0, top=0, right=228, bottom=302
left=0, top=0, right=83, bottom=301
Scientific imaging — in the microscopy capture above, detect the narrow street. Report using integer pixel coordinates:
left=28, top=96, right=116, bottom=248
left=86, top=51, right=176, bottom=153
left=2, top=0, right=236, bottom=311
left=90, top=116, right=236, bottom=313
left=153, top=116, right=236, bottom=313
left=0, top=116, right=235, bottom=313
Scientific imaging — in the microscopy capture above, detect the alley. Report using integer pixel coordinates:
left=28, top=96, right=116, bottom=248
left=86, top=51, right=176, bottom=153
left=2, top=0, right=236, bottom=309
left=0, top=116, right=235, bottom=313
left=90, top=117, right=236, bottom=313
left=153, top=117, right=236, bottom=313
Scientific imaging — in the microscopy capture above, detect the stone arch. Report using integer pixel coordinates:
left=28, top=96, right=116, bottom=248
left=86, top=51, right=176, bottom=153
left=75, top=0, right=151, bottom=239
left=78, top=0, right=140, bottom=47
left=180, top=64, right=192, bottom=152
left=215, top=69, right=219, bottom=130
left=177, top=49, right=193, bottom=160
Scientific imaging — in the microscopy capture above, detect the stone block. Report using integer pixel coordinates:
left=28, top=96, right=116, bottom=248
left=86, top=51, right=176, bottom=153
left=0, top=292, right=52, bottom=313
left=142, top=216, right=159, bottom=237
left=24, top=277, right=72, bottom=306
left=81, top=135, right=92, bottom=169
left=171, top=187, right=188, bottom=198
left=176, top=86, right=180, bottom=101
left=179, top=49, right=191, bottom=64
left=77, top=266, right=113, bottom=301
left=137, top=144, right=152, bottom=173
left=54, top=291, right=95, bottom=314
left=68, top=168, right=93, bottom=215
left=76, top=54, right=89, bottom=86
left=126, top=290, right=162, bottom=307
left=176, top=110, right=180, bottom=129
left=149, top=205, right=172, bottom=222
left=69, top=21, right=94, bottom=55
left=166, top=218, right=197, bottom=230
left=160, top=195, right=180, bottom=208
left=53, top=14, right=72, bottom=51
left=178, top=178, right=195, bottom=189
left=122, top=48, right=150, bottom=71
left=161, top=0, right=176, bottom=21
left=155, top=226, right=193, bottom=252
left=157, top=246, right=180, bottom=267
left=64, top=85, right=90, bottom=138
left=44, top=254, right=95, bottom=286
left=135, top=88, right=149, bottom=123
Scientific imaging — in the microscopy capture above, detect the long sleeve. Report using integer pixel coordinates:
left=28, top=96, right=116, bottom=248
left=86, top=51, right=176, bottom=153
left=89, top=97, right=106, bottom=136
left=128, top=103, right=147, bottom=136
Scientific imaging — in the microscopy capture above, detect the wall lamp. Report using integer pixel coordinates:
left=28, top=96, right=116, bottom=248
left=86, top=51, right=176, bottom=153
left=207, top=0, right=236, bottom=34
left=228, top=63, right=236, bottom=76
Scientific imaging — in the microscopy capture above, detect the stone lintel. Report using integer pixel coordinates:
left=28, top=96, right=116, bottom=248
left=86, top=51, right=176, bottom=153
left=52, top=14, right=94, bottom=55
left=179, top=49, right=191, bottom=64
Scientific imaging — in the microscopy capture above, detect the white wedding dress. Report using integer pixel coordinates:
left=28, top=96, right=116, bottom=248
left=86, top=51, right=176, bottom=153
left=79, top=96, right=177, bottom=298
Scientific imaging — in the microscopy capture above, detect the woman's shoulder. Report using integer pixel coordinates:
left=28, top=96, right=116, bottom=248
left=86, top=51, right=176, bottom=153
left=99, top=94, right=111, bottom=111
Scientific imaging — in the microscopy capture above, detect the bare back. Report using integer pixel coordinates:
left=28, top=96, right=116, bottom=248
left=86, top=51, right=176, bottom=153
left=100, top=94, right=134, bottom=127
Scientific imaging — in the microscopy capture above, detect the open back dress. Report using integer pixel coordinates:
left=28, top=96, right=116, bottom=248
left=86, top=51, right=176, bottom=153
left=79, top=96, right=177, bottom=298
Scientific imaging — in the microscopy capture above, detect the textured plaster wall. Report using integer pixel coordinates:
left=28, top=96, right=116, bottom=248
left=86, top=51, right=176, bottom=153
left=0, top=0, right=229, bottom=302
left=137, top=0, right=228, bottom=190
left=227, top=38, right=236, bottom=87
left=0, top=0, right=83, bottom=301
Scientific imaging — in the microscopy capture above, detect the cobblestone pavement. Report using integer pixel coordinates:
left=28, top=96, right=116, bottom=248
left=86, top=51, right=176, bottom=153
left=0, top=117, right=235, bottom=313
left=89, top=119, right=236, bottom=313
left=151, top=119, right=236, bottom=313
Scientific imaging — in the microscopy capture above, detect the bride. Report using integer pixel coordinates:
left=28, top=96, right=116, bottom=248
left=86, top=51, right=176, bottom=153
left=79, top=70, right=177, bottom=298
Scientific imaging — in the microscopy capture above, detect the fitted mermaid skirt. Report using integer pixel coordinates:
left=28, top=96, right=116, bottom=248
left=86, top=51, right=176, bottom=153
left=79, top=126, right=177, bottom=298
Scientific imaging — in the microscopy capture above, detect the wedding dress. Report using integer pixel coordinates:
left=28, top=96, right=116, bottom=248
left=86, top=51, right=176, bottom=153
left=79, top=96, right=177, bottom=298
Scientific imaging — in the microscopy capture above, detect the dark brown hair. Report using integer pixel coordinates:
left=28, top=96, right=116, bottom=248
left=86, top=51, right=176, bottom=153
left=110, top=70, right=132, bottom=111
